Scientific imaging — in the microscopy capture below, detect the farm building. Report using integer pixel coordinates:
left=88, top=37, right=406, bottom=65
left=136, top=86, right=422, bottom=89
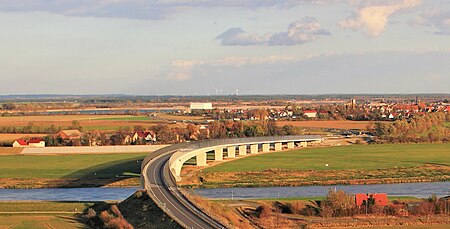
left=355, top=193, right=388, bottom=206
left=303, top=110, right=317, bottom=118
left=13, top=138, right=45, bottom=148
left=57, top=130, right=82, bottom=140
left=190, top=102, right=213, bottom=110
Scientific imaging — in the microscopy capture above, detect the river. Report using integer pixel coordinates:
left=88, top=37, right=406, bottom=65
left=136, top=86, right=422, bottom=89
left=0, top=187, right=137, bottom=201
left=0, top=182, right=448, bottom=201
left=194, top=181, right=450, bottom=199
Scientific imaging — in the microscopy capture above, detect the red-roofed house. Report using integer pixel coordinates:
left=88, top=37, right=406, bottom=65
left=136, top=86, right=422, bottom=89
left=28, top=138, right=46, bottom=147
left=12, top=139, right=28, bottom=147
left=445, top=106, right=450, bottom=112
left=12, top=138, right=45, bottom=148
left=303, top=110, right=317, bottom=118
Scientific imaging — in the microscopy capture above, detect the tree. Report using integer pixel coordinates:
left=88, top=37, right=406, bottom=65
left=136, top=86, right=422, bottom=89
left=1, top=103, right=15, bottom=110
left=69, top=120, right=83, bottom=131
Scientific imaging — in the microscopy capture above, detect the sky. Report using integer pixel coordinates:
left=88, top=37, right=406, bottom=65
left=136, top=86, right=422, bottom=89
left=0, top=0, right=449, bottom=95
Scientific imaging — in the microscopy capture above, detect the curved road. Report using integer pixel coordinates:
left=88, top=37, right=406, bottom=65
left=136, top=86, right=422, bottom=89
left=142, top=145, right=225, bottom=229
left=141, top=136, right=322, bottom=229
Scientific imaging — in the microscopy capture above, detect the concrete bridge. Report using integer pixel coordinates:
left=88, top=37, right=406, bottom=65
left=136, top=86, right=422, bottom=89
left=141, top=135, right=323, bottom=228
left=168, top=135, right=323, bottom=181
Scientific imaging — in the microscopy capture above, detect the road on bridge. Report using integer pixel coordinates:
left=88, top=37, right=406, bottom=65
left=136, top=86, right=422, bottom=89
left=142, top=148, right=225, bottom=229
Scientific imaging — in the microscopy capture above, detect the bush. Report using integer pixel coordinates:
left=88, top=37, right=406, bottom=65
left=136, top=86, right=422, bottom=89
left=321, top=190, right=356, bottom=217
left=257, top=204, right=272, bottom=219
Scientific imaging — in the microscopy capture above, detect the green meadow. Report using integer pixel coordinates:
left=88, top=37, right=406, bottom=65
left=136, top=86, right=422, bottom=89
left=0, top=153, right=147, bottom=179
left=204, top=143, right=450, bottom=173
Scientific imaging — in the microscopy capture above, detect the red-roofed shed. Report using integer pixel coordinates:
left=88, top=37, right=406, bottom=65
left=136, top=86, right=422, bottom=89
left=355, top=193, right=388, bottom=206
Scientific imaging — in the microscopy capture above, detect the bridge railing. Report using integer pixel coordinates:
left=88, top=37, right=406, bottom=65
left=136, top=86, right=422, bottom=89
left=183, top=134, right=323, bottom=150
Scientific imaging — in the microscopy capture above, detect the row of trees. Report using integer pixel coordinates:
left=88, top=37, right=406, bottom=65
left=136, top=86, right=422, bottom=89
left=373, top=112, right=450, bottom=143
left=258, top=190, right=450, bottom=219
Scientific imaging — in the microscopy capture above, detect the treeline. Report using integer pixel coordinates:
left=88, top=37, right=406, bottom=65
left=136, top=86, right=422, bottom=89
left=372, top=113, right=450, bottom=143
left=258, top=190, right=449, bottom=219
left=0, top=124, right=62, bottom=134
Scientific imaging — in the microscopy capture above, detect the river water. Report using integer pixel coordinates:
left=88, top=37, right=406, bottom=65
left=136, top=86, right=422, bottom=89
left=0, top=182, right=448, bottom=201
left=194, top=182, right=450, bottom=199
left=0, top=187, right=137, bottom=201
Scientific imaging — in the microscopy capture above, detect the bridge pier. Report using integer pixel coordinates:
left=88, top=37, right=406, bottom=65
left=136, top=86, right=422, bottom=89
left=287, top=142, right=295, bottom=149
left=274, top=142, right=282, bottom=151
left=300, top=141, right=308, bottom=147
left=196, top=152, right=207, bottom=166
left=238, top=145, right=247, bottom=156
left=262, top=143, right=270, bottom=152
left=250, top=144, right=258, bottom=154
left=227, top=146, right=236, bottom=158
left=214, top=148, right=223, bottom=161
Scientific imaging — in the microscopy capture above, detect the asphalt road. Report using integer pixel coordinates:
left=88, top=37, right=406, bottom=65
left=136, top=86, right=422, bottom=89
left=142, top=147, right=225, bottom=229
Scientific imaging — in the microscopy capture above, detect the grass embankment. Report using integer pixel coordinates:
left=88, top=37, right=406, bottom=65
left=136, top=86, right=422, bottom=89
left=0, top=153, right=147, bottom=188
left=190, top=144, right=450, bottom=188
left=0, top=201, right=93, bottom=229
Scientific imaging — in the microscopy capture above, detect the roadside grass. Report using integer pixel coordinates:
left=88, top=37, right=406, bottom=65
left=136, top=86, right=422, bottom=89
left=204, top=143, right=450, bottom=173
left=0, top=153, right=147, bottom=179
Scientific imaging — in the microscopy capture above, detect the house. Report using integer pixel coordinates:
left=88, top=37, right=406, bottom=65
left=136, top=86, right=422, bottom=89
left=12, top=139, right=28, bottom=147
left=199, top=125, right=210, bottom=139
left=28, top=138, right=46, bottom=147
left=13, top=138, right=45, bottom=148
left=303, top=110, right=317, bottom=118
left=57, top=130, right=82, bottom=140
left=127, top=131, right=157, bottom=143
left=355, top=193, right=388, bottom=206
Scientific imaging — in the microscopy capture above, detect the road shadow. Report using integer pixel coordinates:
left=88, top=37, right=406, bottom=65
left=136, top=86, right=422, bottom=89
left=57, top=155, right=145, bottom=188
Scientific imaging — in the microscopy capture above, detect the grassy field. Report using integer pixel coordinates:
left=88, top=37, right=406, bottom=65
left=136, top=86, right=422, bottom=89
left=204, top=143, right=450, bottom=173
left=0, top=153, right=147, bottom=188
left=0, top=201, right=91, bottom=229
left=0, top=153, right=147, bottom=179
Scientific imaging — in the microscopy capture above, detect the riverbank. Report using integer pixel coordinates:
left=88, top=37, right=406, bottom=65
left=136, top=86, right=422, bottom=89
left=179, top=143, right=450, bottom=188
left=200, top=193, right=450, bottom=229
left=184, top=164, right=450, bottom=188
left=0, top=177, right=140, bottom=189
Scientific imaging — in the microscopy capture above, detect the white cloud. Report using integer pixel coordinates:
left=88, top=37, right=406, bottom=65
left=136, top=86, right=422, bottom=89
left=339, top=0, right=421, bottom=37
left=411, top=10, right=450, bottom=35
left=0, top=0, right=329, bottom=20
left=217, top=17, right=330, bottom=46
left=166, top=56, right=297, bottom=81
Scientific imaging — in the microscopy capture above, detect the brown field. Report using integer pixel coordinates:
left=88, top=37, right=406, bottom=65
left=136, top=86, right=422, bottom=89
left=0, top=134, right=48, bottom=142
left=277, top=120, right=384, bottom=130
left=0, top=147, right=23, bottom=155
left=0, top=114, right=189, bottom=131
